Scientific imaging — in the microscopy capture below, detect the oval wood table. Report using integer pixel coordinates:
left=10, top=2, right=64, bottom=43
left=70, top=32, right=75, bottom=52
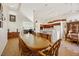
left=20, top=33, right=51, bottom=55
left=20, top=33, right=51, bottom=50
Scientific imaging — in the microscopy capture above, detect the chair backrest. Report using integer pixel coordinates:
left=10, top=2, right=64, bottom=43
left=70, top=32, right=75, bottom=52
left=48, top=39, right=62, bottom=56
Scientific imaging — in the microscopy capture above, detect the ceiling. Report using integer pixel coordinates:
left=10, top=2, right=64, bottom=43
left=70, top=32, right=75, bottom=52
left=6, top=3, right=20, bottom=10
left=5, top=3, right=79, bottom=23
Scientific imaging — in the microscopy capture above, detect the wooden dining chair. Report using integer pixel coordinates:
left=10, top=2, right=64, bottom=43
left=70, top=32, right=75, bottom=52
left=38, top=39, right=62, bottom=56
left=19, top=37, right=33, bottom=56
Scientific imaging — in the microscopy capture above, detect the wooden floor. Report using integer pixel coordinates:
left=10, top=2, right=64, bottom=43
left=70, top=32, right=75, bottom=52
left=1, top=36, right=79, bottom=56
left=59, top=40, right=79, bottom=56
left=1, top=38, right=20, bottom=56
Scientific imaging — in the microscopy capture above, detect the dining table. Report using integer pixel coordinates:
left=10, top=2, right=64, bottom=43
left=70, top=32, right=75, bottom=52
left=20, top=32, right=51, bottom=51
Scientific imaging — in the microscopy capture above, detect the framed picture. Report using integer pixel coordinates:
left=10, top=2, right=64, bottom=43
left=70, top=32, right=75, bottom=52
left=10, top=15, right=16, bottom=22
left=0, top=21, right=3, bottom=28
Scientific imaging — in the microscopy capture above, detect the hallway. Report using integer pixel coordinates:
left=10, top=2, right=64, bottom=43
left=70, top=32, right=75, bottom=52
left=1, top=38, right=20, bottom=56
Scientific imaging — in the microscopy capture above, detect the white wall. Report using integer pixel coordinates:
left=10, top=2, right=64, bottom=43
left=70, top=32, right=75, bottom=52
left=20, top=4, right=34, bottom=22
left=0, top=4, right=8, bottom=55
left=3, top=4, right=24, bottom=32
left=7, top=10, right=19, bottom=32
left=17, top=12, right=34, bottom=32
left=22, top=22, right=34, bottom=30
left=0, top=21, right=7, bottom=55
left=1, top=4, right=19, bottom=32
left=4, top=6, right=32, bottom=32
